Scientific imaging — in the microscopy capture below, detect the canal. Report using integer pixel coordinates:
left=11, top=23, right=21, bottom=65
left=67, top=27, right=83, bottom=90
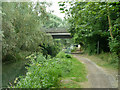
left=2, top=60, right=27, bottom=88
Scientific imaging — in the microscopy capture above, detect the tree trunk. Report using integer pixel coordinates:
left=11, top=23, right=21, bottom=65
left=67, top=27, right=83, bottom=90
left=108, top=15, right=113, bottom=39
left=107, top=3, right=114, bottom=39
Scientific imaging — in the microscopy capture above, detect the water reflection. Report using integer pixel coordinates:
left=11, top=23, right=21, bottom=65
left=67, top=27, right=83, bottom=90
left=2, top=60, right=27, bottom=88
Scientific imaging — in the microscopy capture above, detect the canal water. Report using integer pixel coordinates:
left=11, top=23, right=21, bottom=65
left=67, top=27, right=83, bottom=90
left=2, top=60, right=27, bottom=88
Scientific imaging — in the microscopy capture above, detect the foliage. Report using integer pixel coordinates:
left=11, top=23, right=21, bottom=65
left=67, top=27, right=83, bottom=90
left=71, top=47, right=77, bottom=52
left=10, top=52, right=72, bottom=88
left=65, top=54, right=72, bottom=58
left=83, top=52, right=118, bottom=69
left=59, top=2, right=120, bottom=64
left=109, top=38, right=120, bottom=54
left=43, top=14, right=66, bottom=28
left=59, top=2, right=120, bottom=54
left=10, top=52, right=87, bottom=88
left=58, top=52, right=87, bottom=88
left=56, top=52, right=87, bottom=78
left=56, top=51, right=72, bottom=58
left=2, top=2, right=61, bottom=62
left=109, top=38, right=120, bottom=64
left=39, top=40, right=61, bottom=58
left=98, top=52, right=119, bottom=68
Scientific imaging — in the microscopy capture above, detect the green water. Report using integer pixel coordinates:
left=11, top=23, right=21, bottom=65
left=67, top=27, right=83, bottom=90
left=2, top=60, right=27, bottom=88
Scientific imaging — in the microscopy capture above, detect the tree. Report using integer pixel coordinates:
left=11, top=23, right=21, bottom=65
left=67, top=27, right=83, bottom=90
left=59, top=2, right=120, bottom=56
left=2, top=2, right=55, bottom=62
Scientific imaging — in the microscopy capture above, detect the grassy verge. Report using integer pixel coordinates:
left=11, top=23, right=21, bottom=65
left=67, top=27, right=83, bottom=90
left=10, top=51, right=87, bottom=88
left=79, top=53, right=118, bottom=70
left=57, top=52, right=88, bottom=88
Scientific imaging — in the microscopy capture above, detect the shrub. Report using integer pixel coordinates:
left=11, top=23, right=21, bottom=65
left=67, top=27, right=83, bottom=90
left=65, top=54, right=72, bottom=58
left=109, top=38, right=120, bottom=55
left=71, top=47, right=77, bottom=52
left=11, top=53, right=72, bottom=88
left=39, top=41, right=61, bottom=58
left=109, top=53, right=119, bottom=64
left=56, top=52, right=66, bottom=58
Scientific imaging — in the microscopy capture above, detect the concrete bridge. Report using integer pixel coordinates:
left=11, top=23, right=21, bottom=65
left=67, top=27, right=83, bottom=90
left=45, top=28, right=72, bottom=39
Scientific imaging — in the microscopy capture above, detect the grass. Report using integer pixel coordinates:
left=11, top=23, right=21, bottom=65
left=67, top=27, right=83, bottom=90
left=80, top=53, right=118, bottom=70
left=57, top=52, right=88, bottom=88
left=60, top=79, right=82, bottom=88
left=78, top=52, right=118, bottom=83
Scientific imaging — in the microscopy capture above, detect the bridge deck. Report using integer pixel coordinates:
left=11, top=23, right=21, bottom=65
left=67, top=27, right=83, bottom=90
left=46, top=33, right=72, bottom=39
left=46, top=33, right=71, bottom=35
left=45, top=28, right=72, bottom=39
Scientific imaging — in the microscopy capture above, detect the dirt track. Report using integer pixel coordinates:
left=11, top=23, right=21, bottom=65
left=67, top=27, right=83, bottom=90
left=73, top=54, right=118, bottom=88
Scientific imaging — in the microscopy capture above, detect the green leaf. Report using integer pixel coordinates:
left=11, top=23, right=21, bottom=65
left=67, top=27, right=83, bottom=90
left=59, top=8, right=64, bottom=10
left=59, top=4, right=65, bottom=6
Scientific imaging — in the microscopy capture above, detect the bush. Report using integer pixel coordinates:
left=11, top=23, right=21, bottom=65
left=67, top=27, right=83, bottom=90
left=71, top=47, right=77, bottom=52
left=109, top=38, right=120, bottom=55
left=109, top=38, right=120, bottom=67
left=11, top=53, right=72, bottom=88
left=56, top=52, right=66, bottom=58
left=65, top=54, right=72, bottom=58
left=56, top=52, right=72, bottom=58
left=109, top=53, right=119, bottom=64
left=39, top=41, right=61, bottom=58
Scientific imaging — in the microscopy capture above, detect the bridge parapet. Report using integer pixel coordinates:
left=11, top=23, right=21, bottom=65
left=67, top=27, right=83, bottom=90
left=45, top=28, right=68, bottom=33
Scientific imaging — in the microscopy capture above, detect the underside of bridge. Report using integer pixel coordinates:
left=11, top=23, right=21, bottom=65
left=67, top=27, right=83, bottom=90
left=52, top=35, right=72, bottom=39
left=46, top=33, right=72, bottom=39
left=45, top=28, right=72, bottom=39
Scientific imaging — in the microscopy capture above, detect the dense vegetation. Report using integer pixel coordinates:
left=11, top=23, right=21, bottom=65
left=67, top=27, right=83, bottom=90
left=58, top=52, right=87, bottom=88
left=9, top=52, right=87, bottom=88
left=43, top=13, right=66, bottom=28
left=1, top=1, right=119, bottom=88
left=2, top=2, right=65, bottom=62
left=59, top=2, right=120, bottom=66
left=2, top=2, right=76, bottom=88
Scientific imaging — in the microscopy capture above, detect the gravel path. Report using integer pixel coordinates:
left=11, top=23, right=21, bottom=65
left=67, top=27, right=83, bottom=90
left=73, top=54, right=118, bottom=88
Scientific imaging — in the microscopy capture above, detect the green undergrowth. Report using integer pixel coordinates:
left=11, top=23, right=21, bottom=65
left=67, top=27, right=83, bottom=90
left=95, top=53, right=118, bottom=69
left=81, top=53, right=118, bottom=70
left=2, top=51, right=32, bottom=64
left=10, top=52, right=87, bottom=88
left=57, top=52, right=87, bottom=88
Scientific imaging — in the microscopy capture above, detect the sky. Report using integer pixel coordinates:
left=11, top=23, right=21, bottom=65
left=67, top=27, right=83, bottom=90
left=34, top=0, right=67, bottom=20
left=45, top=0, right=66, bottom=20
left=2, top=0, right=68, bottom=19
left=46, top=0, right=65, bottom=20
